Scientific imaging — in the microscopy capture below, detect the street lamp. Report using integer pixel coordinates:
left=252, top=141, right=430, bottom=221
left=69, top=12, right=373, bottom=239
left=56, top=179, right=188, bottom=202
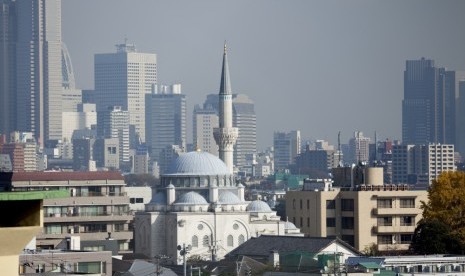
left=177, top=243, right=191, bottom=276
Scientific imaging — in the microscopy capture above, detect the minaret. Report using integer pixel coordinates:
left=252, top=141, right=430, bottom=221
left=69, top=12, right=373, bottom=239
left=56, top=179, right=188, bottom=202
left=214, top=42, right=238, bottom=173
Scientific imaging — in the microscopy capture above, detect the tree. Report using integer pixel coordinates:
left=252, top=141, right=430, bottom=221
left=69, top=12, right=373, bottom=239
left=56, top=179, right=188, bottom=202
left=410, top=171, right=465, bottom=254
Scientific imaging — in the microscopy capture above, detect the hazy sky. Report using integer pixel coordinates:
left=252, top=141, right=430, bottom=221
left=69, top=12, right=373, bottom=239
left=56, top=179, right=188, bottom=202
left=62, top=0, right=465, bottom=149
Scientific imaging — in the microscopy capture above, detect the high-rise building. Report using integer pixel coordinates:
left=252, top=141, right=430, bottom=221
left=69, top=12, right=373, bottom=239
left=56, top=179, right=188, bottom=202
left=348, top=131, right=370, bottom=164
left=94, top=43, right=157, bottom=142
left=233, top=94, right=257, bottom=169
left=392, top=144, right=456, bottom=187
left=97, top=106, right=130, bottom=167
left=0, top=0, right=63, bottom=145
left=193, top=104, right=219, bottom=156
left=273, top=130, right=301, bottom=171
left=214, top=44, right=238, bottom=173
left=402, top=58, right=465, bottom=145
left=145, top=84, right=186, bottom=167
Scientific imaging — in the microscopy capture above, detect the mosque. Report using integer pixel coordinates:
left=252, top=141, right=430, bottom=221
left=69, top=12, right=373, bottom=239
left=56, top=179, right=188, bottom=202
left=134, top=44, right=302, bottom=264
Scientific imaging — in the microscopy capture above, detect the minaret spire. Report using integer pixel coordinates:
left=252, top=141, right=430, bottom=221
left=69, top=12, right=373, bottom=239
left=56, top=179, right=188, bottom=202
left=214, top=43, right=238, bottom=173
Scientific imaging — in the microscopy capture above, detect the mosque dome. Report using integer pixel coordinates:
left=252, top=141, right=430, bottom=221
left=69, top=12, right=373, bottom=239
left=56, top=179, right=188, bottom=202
left=284, top=221, right=298, bottom=230
left=246, top=200, right=272, bottom=212
left=165, top=151, right=230, bottom=176
left=149, top=192, right=166, bottom=205
left=174, top=192, right=208, bottom=205
left=219, top=190, right=241, bottom=204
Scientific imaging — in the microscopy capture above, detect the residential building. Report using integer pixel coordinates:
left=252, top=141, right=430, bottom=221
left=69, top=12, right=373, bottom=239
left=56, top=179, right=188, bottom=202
left=273, top=130, right=301, bottom=171
left=145, top=84, right=186, bottom=165
left=392, top=144, right=456, bottom=187
left=286, top=168, right=428, bottom=253
left=94, top=42, right=157, bottom=142
left=0, top=171, right=133, bottom=254
left=94, top=138, right=120, bottom=170
left=133, top=144, right=149, bottom=174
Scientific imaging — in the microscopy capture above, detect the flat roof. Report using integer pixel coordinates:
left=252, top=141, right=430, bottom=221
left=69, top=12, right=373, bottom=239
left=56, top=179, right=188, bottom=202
left=0, top=190, right=69, bottom=201
left=0, top=171, right=124, bottom=182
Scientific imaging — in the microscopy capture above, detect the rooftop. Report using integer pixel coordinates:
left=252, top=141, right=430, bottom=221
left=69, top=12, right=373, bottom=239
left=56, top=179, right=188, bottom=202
left=0, top=171, right=124, bottom=182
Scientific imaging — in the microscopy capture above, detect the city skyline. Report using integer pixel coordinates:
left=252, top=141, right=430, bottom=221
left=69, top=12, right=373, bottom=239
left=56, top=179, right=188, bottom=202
left=61, top=0, right=465, bottom=148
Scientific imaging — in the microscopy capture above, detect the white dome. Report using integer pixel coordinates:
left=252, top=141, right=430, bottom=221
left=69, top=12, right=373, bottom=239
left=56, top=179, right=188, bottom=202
left=284, top=221, right=297, bottom=230
left=246, top=200, right=272, bottom=212
left=219, top=190, right=241, bottom=204
left=174, top=192, right=208, bottom=205
left=165, top=151, right=230, bottom=176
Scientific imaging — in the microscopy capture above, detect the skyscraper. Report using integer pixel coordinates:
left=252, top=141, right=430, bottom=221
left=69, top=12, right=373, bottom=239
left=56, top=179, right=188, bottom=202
left=214, top=43, right=238, bottom=173
left=273, top=130, right=301, bottom=171
left=232, top=94, right=257, bottom=169
left=348, top=131, right=370, bottom=164
left=193, top=104, right=219, bottom=156
left=0, top=0, right=63, bottom=145
left=94, top=42, right=157, bottom=143
left=97, top=106, right=130, bottom=167
left=145, top=84, right=186, bottom=166
left=402, top=58, right=465, bottom=145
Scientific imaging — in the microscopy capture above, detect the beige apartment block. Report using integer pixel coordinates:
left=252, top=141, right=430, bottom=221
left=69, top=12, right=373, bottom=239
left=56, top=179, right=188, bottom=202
left=286, top=183, right=427, bottom=253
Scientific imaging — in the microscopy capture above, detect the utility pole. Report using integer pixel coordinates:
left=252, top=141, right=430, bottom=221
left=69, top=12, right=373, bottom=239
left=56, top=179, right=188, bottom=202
left=177, top=243, right=191, bottom=276
left=154, top=254, right=169, bottom=276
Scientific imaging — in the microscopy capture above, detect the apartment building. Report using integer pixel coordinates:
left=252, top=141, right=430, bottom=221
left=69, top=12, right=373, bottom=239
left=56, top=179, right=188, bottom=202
left=0, top=171, right=133, bottom=253
left=286, top=168, right=427, bottom=253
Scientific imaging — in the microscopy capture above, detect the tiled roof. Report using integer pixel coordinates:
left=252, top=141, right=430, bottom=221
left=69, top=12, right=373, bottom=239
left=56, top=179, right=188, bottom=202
left=0, top=171, right=124, bottom=182
left=227, top=235, right=359, bottom=258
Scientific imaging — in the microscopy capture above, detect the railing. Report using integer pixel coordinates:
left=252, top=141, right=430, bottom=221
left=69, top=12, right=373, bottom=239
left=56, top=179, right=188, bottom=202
left=46, top=211, right=132, bottom=218
left=72, top=192, right=127, bottom=197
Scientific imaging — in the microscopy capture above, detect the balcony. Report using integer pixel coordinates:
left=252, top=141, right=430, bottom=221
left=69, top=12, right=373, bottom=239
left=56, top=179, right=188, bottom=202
left=373, top=225, right=416, bottom=234
left=44, top=212, right=133, bottom=223
left=36, top=230, right=133, bottom=241
left=373, top=208, right=421, bottom=216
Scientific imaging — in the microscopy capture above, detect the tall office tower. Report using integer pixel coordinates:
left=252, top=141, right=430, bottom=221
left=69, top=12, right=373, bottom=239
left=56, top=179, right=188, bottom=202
left=392, top=144, right=456, bottom=187
left=145, top=84, right=186, bottom=165
left=97, top=106, right=130, bottom=167
left=94, top=42, right=157, bottom=142
left=193, top=104, right=219, bottom=156
left=213, top=44, right=238, bottom=173
left=273, top=130, right=301, bottom=171
left=457, top=81, right=465, bottom=160
left=0, top=0, right=16, bottom=137
left=402, top=58, right=465, bottom=145
left=61, top=43, right=82, bottom=112
left=232, top=94, right=257, bottom=169
left=348, top=131, right=370, bottom=164
left=1, top=0, right=63, bottom=145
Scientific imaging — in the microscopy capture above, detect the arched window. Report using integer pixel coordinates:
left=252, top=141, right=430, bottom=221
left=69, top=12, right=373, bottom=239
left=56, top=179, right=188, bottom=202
left=238, top=234, right=245, bottom=245
left=227, top=235, right=234, bottom=247
left=203, top=235, right=210, bottom=247
left=192, top=235, right=198, bottom=247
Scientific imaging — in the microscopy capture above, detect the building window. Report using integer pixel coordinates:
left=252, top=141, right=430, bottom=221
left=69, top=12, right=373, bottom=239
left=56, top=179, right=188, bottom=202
left=300, top=199, right=302, bottom=210
left=307, top=199, right=310, bottom=209
left=293, top=199, right=296, bottom=209
left=300, top=217, right=303, bottom=227
left=203, top=235, right=210, bottom=247
left=326, top=217, right=336, bottom=227
left=400, top=198, right=415, bottom=208
left=377, top=198, right=392, bottom=208
left=45, top=224, right=62, bottom=234
left=307, top=217, right=310, bottom=227
left=341, top=217, right=354, bottom=229
left=341, top=199, right=354, bottom=211
left=400, top=216, right=415, bottom=226
left=192, top=235, right=198, bottom=248
left=400, top=234, right=413, bottom=244
left=377, top=235, right=393, bottom=244
left=377, top=217, right=392, bottom=226
left=227, top=235, right=234, bottom=247
left=136, top=198, right=143, bottom=203
left=326, top=200, right=336, bottom=210
left=238, top=234, right=245, bottom=245
left=115, top=223, right=125, bottom=232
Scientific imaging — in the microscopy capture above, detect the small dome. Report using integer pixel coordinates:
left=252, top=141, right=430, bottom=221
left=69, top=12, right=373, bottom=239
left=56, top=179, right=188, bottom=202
left=149, top=192, right=166, bottom=205
left=219, top=191, right=241, bottom=204
left=284, top=221, right=297, bottom=230
left=165, top=151, right=230, bottom=176
left=174, top=192, right=208, bottom=205
left=246, top=200, right=272, bottom=212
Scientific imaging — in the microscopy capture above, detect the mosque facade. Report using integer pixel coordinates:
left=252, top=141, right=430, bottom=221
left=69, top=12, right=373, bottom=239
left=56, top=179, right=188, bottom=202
left=134, top=44, right=301, bottom=264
